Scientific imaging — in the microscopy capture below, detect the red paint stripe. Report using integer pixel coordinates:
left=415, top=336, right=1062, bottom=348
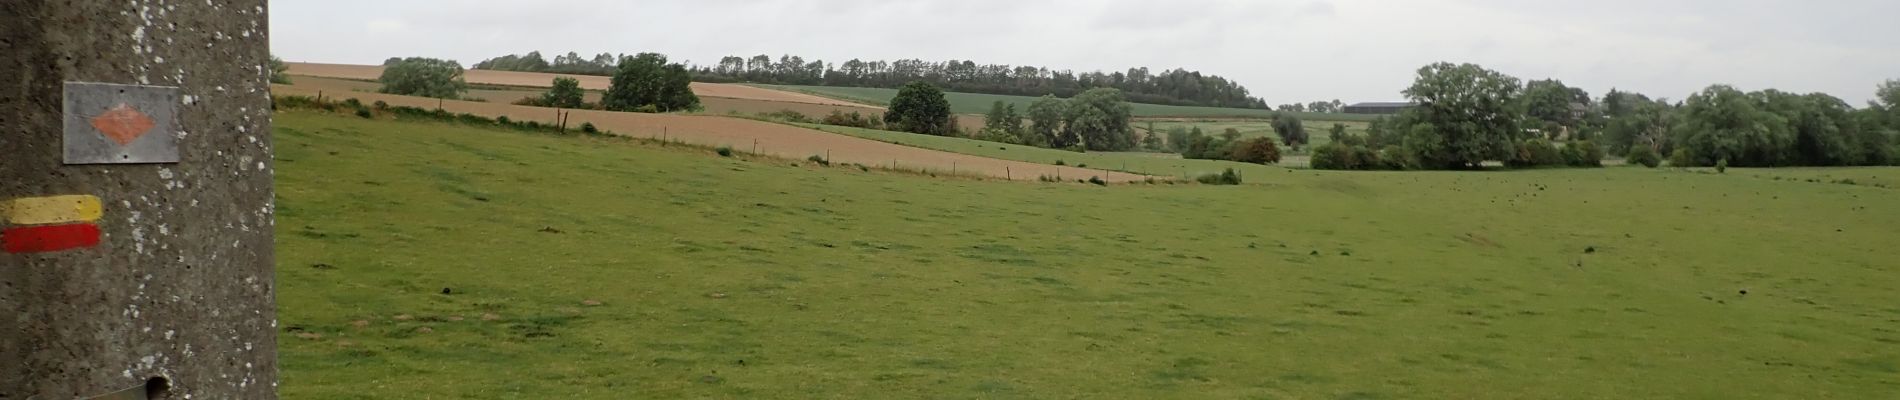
left=2, top=223, right=101, bottom=253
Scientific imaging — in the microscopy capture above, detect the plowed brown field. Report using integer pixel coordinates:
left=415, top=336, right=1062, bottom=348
left=287, top=63, right=874, bottom=108
left=272, top=82, right=1150, bottom=182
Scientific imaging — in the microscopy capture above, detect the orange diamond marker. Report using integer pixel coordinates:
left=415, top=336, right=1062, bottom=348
left=90, top=103, right=156, bottom=146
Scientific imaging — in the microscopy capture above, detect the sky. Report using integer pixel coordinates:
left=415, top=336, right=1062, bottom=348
left=271, top=0, right=1900, bottom=106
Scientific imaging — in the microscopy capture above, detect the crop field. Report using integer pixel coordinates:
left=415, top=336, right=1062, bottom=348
left=269, top=81, right=1132, bottom=182
left=275, top=110, right=1900, bottom=399
left=760, top=84, right=1380, bottom=121
left=287, top=63, right=864, bottom=107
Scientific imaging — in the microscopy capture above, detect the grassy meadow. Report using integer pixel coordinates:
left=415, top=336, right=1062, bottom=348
left=759, top=84, right=1379, bottom=121
left=277, top=111, right=1900, bottom=399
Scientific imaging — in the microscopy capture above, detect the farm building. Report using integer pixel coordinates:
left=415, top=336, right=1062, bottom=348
left=1344, top=102, right=1417, bottom=115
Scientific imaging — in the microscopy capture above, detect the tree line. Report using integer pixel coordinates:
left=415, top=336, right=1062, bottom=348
left=380, top=55, right=700, bottom=113
left=473, top=51, right=1269, bottom=109
left=1311, top=62, right=1900, bottom=171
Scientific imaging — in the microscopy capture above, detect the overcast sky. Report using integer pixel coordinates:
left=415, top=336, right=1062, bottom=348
left=272, top=0, right=1900, bottom=105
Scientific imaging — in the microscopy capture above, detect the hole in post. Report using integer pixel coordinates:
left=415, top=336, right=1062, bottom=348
left=145, top=377, right=173, bottom=399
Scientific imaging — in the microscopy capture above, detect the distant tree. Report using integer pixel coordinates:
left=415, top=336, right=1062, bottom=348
left=1164, top=126, right=1193, bottom=153
left=1523, top=79, right=1590, bottom=127
left=542, top=77, right=585, bottom=109
left=268, top=55, right=291, bottom=84
left=885, top=81, right=954, bottom=135
left=1400, top=62, right=1526, bottom=169
left=1670, top=85, right=1793, bottom=167
left=378, top=57, right=469, bottom=99
left=601, top=53, right=701, bottom=113
left=1328, top=123, right=1348, bottom=143
left=1601, top=92, right=1675, bottom=155
left=1273, top=115, right=1308, bottom=147
left=382, top=57, right=404, bottom=66
left=1064, top=88, right=1137, bottom=151
left=978, top=101, right=1025, bottom=144
left=1228, top=137, right=1281, bottom=164
left=1219, top=128, right=1243, bottom=143
left=1026, top=95, right=1071, bottom=148
left=1141, top=126, right=1164, bottom=151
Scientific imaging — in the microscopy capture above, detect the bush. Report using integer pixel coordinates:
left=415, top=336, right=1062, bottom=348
left=1563, top=141, right=1604, bottom=167
left=1227, top=137, right=1282, bottom=164
left=496, top=116, right=512, bottom=125
left=1510, top=139, right=1564, bottom=168
left=1715, top=158, right=1728, bottom=173
left=1669, top=148, right=1694, bottom=167
left=716, top=146, right=734, bottom=157
left=580, top=122, right=598, bottom=134
left=1088, top=176, right=1107, bottom=186
left=807, top=155, right=830, bottom=166
left=372, top=100, right=389, bottom=110
left=1627, top=146, right=1662, bottom=168
left=762, top=110, right=812, bottom=123
left=1310, top=143, right=1350, bottom=170
left=1054, top=160, right=1066, bottom=166
left=1193, top=167, right=1238, bottom=184
left=354, top=108, right=373, bottom=119
left=1378, top=145, right=1413, bottom=170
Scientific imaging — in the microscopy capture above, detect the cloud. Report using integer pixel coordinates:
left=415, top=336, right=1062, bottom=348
left=272, top=0, right=1900, bottom=104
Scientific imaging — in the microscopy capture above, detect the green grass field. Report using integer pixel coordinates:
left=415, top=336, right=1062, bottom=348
left=796, top=123, right=1274, bottom=179
left=758, top=84, right=1379, bottom=122
left=277, top=111, right=1900, bottom=399
left=1144, top=120, right=1373, bottom=149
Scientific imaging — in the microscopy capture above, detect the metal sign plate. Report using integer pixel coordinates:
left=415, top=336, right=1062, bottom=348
left=63, top=82, right=182, bottom=164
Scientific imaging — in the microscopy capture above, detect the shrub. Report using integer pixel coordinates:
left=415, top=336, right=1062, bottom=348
left=1349, top=145, right=1382, bottom=169
left=1563, top=141, right=1604, bottom=167
left=1715, top=158, right=1728, bottom=173
left=580, top=122, right=599, bottom=134
left=634, top=104, right=660, bottom=114
left=354, top=108, right=373, bottom=119
left=762, top=110, right=812, bottom=123
left=807, top=155, right=830, bottom=166
left=1378, top=145, right=1413, bottom=170
left=1088, top=176, right=1107, bottom=186
left=1227, top=137, right=1282, bottom=164
left=1669, top=148, right=1694, bottom=167
left=1195, top=168, right=1242, bottom=185
left=342, top=98, right=363, bottom=108
left=1627, top=146, right=1662, bottom=168
left=716, top=146, right=734, bottom=157
left=372, top=100, right=389, bottom=110
left=1510, top=139, right=1564, bottom=168
left=1310, top=143, right=1352, bottom=170
left=496, top=116, right=512, bottom=125
left=1054, top=160, right=1066, bottom=166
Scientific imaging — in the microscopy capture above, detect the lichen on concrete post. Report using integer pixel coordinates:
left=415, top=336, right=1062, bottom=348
left=1, top=1, right=277, bottom=399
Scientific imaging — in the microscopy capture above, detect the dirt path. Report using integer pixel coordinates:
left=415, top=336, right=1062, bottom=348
left=286, top=63, right=877, bottom=108
left=272, top=83, right=1151, bottom=182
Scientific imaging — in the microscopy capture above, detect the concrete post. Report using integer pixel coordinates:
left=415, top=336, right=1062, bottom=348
left=2, top=1, right=276, bottom=399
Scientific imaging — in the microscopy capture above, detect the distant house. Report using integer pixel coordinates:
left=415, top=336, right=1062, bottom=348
left=1343, top=102, right=1417, bottom=115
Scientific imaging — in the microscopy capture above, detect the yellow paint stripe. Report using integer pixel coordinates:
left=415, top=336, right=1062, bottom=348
left=1, top=195, right=104, bottom=225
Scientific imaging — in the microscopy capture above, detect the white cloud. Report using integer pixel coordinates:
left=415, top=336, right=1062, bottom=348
left=271, top=0, right=1900, bottom=104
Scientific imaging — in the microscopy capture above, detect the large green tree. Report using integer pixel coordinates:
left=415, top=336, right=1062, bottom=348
left=1671, top=85, right=1793, bottom=167
left=884, top=82, right=955, bottom=136
left=378, top=57, right=469, bottom=99
left=1273, top=115, right=1307, bottom=147
left=1064, top=88, right=1136, bottom=151
left=1026, top=95, right=1071, bottom=148
left=542, top=77, right=585, bottom=109
left=1400, top=62, right=1526, bottom=168
left=1523, top=79, right=1590, bottom=128
left=601, top=53, right=700, bottom=113
left=1600, top=92, right=1675, bottom=154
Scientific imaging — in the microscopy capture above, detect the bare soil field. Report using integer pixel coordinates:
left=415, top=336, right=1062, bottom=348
left=287, top=63, right=873, bottom=108
left=272, top=82, right=1150, bottom=182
